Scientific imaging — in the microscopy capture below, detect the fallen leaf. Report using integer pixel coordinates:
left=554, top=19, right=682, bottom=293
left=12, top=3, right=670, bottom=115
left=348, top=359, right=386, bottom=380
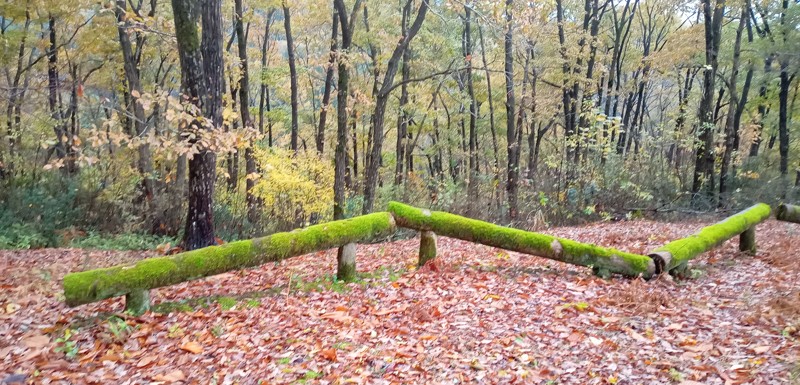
left=320, top=348, right=337, bottom=361
left=180, top=341, right=203, bottom=354
left=153, top=370, right=186, bottom=383
left=5, top=303, right=20, bottom=314
left=752, top=345, right=770, bottom=354
left=683, top=343, right=713, bottom=353
left=22, top=335, right=49, bottom=349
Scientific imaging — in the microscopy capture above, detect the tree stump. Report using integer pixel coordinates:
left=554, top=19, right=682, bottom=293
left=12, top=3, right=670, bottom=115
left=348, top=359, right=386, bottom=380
left=419, top=231, right=437, bottom=267
left=337, top=243, right=357, bottom=282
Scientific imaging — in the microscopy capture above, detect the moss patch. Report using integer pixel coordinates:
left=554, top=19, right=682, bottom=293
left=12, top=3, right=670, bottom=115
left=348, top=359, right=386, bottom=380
left=387, top=201, right=654, bottom=278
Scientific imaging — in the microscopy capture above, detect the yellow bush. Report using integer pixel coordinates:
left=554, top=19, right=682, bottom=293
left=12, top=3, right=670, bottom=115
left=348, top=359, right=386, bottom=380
left=252, top=148, right=334, bottom=223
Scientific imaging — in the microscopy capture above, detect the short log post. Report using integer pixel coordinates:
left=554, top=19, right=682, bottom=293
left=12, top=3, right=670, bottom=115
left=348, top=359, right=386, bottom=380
left=125, top=290, right=150, bottom=315
left=419, top=231, right=437, bottom=267
left=739, top=227, right=756, bottom=254
left=337, top=243, right=357, bottom=282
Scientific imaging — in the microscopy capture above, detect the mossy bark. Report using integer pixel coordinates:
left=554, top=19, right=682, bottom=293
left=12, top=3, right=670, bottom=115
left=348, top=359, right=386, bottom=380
left=388, top=202, right=655, bottom=278
left=336, top=243, right=357, bottom=282
left=739, top=227, right=756, bottom=254
left=64, top=213, right=396, bottom=307
left=776, top=204, right=800, bottom=223
left=648, top=203, right=770, bottom=274
left=125, top=290, right=150, bottom=315
left=419, top=231, right=437, bottom=267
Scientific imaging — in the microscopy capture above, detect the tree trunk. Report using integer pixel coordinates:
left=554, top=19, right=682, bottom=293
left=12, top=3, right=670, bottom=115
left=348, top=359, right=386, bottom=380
left=317, top=10, right=339, bottom=156
left=170, top=0, right=221, bottom=250
left=718, top=5, right=746, bottom=204
left=504, top=0, right=518, bottom=220
left=283, top=2, right=299, bottom=152
left=233, top=0, right=257, bottom=223
left=362, top=0, right=429, bottom=214
left=691, top=0, right=725, bottom=203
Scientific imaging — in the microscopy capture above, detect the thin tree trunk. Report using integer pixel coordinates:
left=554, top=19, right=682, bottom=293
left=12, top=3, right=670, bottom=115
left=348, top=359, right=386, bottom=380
left=504, top=0, right=518, bottom=220
left=283, top=2, right=299, bottom=152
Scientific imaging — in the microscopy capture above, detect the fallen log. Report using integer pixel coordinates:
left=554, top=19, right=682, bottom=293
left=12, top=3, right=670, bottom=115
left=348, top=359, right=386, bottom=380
left=63, top=212, right=397, bottom=312
left=648, top=203, right=770, bottom=274
left=776, top=203, right=800, bottom=223
left=387, top=201, right=655, bottom=278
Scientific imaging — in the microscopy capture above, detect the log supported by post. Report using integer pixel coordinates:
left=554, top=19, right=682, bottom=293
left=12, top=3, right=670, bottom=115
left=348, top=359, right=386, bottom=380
left=648, top=203, right=770, bottom=275
left=387, top=201, right=655, bottom=278
left=776, top=204, right=800, bottom=223
left=63, top=212, right=397, bottom=313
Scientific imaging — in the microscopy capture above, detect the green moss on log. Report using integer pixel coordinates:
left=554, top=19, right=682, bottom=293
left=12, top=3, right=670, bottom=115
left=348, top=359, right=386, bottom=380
left=648, top=203, right=770, bottom=273
left=776, top=204, right=800, bottom=223
left=387, top=201, right=654, bottom=278
left=64, top=212, right=396, bottom=307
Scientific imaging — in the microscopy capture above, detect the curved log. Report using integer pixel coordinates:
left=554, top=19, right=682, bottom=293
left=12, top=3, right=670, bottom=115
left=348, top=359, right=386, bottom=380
left=388, top=201, right=655, bottom=278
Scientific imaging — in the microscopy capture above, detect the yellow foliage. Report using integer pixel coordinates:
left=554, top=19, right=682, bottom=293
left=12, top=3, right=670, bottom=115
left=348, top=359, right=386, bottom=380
left=252, top=148, right=334, bottom=222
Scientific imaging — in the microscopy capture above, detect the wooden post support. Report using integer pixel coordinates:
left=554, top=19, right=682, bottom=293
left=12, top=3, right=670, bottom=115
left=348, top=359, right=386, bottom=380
left=125, top=290, right=150, bottom=315
left=419, top=231, right=437, bottom=267
left=337, top=243, right=357, bottom=282
left=739, top=227, right=756, bottom=254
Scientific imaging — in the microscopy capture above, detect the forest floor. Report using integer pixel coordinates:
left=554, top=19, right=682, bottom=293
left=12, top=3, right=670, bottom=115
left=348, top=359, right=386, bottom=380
left=0, top=219, right=799, bottom=385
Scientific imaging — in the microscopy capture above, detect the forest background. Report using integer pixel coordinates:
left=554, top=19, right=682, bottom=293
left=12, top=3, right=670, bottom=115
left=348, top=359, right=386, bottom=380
left=0, top=0, right=798, bottom=250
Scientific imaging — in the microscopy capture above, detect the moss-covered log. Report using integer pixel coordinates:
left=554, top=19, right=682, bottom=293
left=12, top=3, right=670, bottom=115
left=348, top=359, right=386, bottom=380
left=648, top=203, right=770, bottom=274
left=64, top=212, right=396, bottom=307
left=776, top=204, right=800, bottom=223
left=388, top=202, right=655, bottom=278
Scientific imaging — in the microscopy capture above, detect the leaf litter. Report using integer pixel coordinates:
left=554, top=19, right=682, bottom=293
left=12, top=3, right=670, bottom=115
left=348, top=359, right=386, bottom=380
left=0, top=219, right=798, bottom=384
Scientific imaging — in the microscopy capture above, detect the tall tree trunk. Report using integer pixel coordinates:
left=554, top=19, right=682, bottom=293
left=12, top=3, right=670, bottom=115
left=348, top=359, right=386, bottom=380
left=691, top=0, right=725, bottom=202
left=317, top=10, right=339, bottom=156
left=283, top=2, right=299, bottom=152
left=258, top=10, right=275, bottom=146
left=170, top=0, right=222, bottom=250
left=504, top=0, right=518, bottom=220
left=394, top=1, right=412, bottom=186
left=362, top=0, right=429, bottom=214
left=233, top=0, right=258, bottom=223
left=719, top=5, right=746, bottom=204
left=464, top=5, right=479, bottom=214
